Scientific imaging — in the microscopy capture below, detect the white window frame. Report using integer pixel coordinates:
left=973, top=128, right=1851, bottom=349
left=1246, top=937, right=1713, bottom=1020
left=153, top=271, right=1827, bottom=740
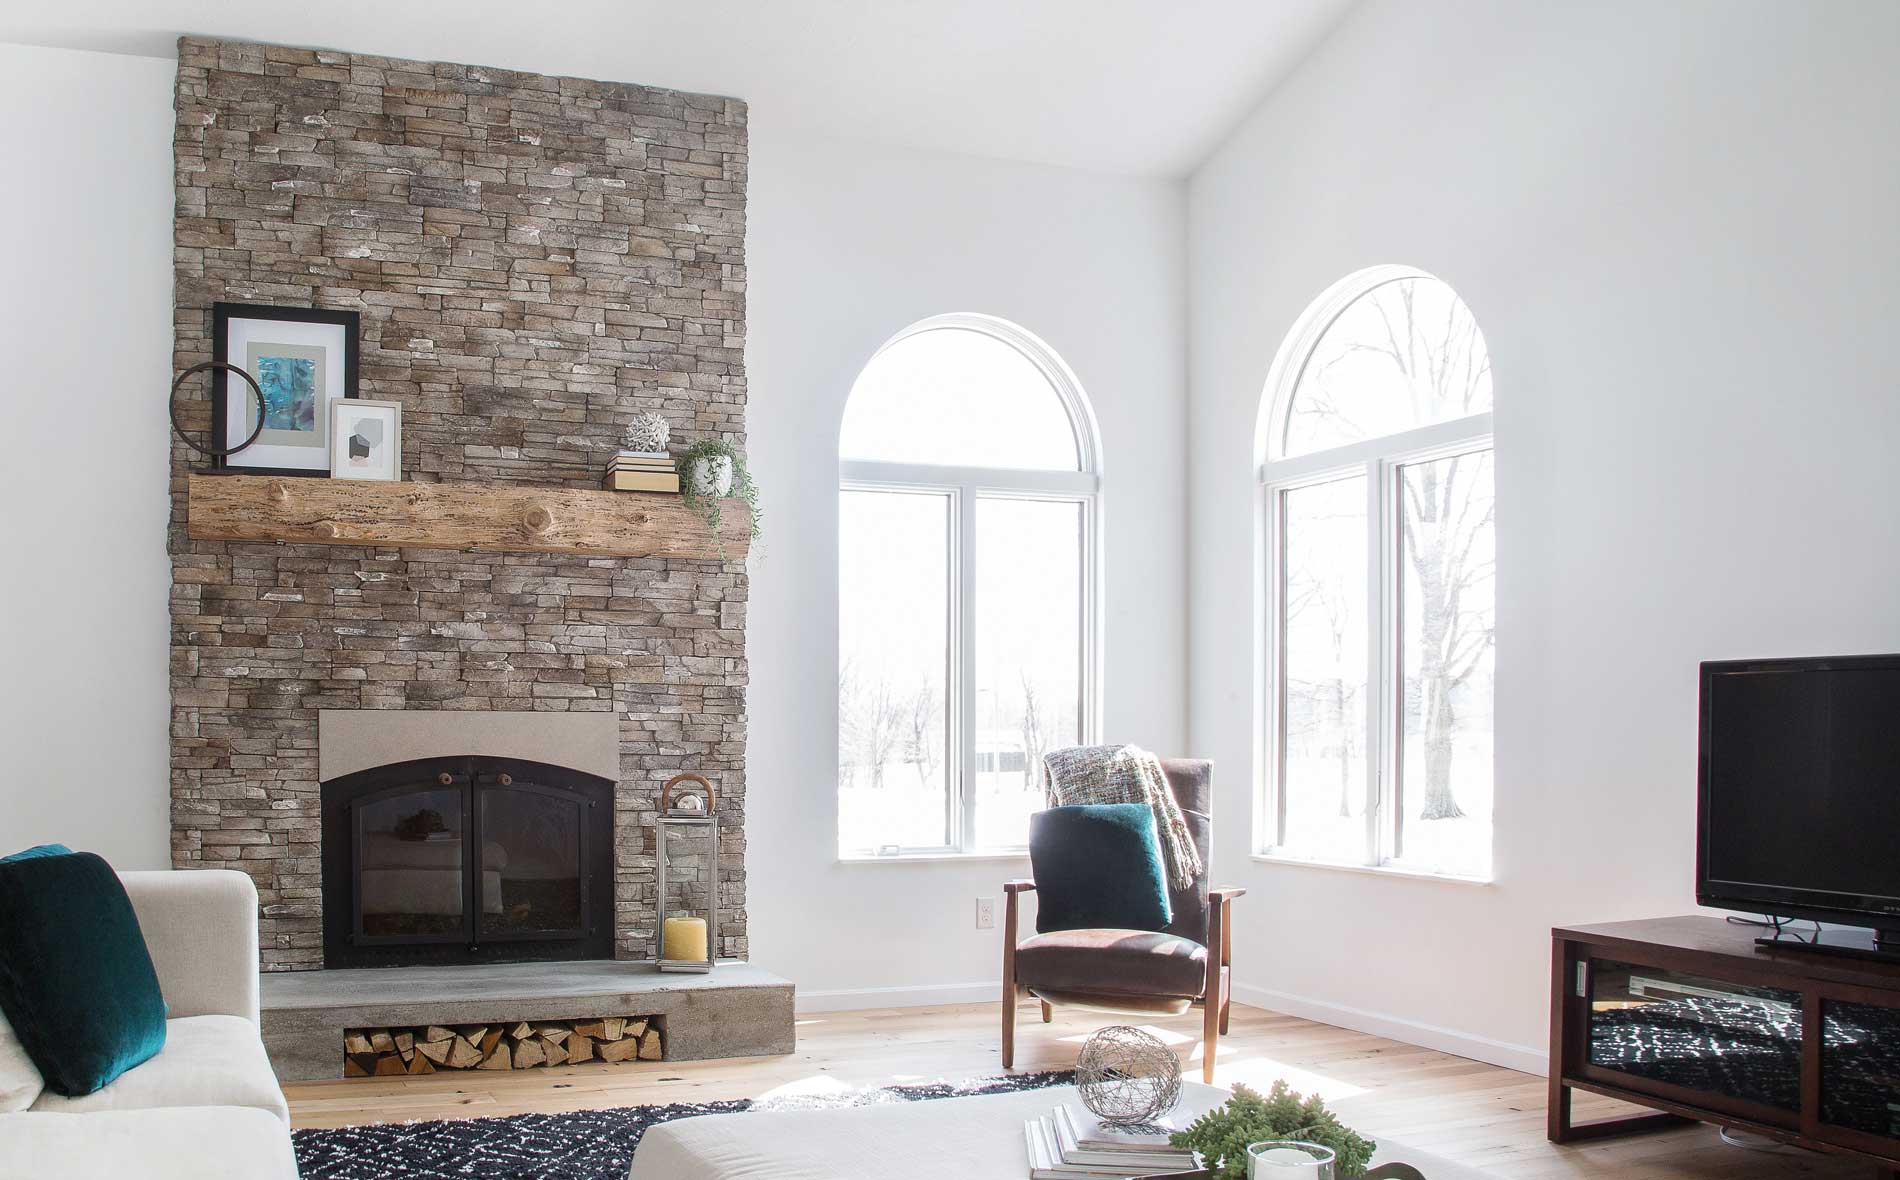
left=1253, top=267, right=1496, bottom=881
left=839, top=313, right=1104, bottom=858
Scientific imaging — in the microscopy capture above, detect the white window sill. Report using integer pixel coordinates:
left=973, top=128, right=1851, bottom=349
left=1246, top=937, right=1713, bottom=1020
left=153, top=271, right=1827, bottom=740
left=838, top=851, right=1030, bottom=865
left=1249, top=853, right=1494, bottom=886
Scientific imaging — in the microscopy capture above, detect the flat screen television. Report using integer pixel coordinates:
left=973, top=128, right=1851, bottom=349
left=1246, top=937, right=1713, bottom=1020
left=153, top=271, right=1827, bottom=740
left=1698, top=654, right=1900, bottom=956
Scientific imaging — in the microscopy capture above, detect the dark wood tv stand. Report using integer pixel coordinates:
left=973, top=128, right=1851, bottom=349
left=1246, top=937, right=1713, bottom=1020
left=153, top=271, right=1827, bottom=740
left=1552, top=916, right=1900, bottom=1177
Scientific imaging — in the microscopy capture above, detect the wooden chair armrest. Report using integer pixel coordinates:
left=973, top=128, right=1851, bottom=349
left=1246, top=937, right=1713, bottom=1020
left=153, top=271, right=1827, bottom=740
left=1003, top=879, right=1038, bottom=894
left=1206, top=888, right=1244, bottom=976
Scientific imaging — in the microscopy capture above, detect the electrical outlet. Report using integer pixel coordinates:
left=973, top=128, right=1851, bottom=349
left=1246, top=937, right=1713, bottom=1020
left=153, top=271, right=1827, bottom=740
left=975, top=897, right=996, bottom=930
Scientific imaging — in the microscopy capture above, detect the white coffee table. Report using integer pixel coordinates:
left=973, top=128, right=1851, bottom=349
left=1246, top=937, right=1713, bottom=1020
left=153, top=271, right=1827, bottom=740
left=629, top=1081, right=1492, bottom=1179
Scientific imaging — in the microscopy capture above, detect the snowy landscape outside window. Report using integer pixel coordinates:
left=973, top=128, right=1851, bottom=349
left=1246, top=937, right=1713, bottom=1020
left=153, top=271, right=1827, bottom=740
left=1260, top=269, right=1496, bottom=879
left=837, top=315, right=1101, bottom=856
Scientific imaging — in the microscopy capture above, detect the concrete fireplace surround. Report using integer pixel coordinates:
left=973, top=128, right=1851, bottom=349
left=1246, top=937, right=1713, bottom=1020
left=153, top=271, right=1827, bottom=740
left=168, top=37, right=752, bottom=973
left=317, top=710, right=620, bottom=782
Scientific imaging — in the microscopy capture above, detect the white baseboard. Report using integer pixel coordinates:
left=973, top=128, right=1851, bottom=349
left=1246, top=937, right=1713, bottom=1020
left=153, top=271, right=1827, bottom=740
left=1231, top=982, right=1548, bottom=1076
left=796, top=980, right=1000, bottom=1013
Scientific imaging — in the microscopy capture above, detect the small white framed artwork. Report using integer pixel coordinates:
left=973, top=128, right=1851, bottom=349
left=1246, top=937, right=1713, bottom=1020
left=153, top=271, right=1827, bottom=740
left=329, top=399, right=403, bottom=481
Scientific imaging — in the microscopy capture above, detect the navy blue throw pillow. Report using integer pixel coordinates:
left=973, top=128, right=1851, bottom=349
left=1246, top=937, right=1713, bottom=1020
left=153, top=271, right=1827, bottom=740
left=1029, top=804, right=1173, bottom=934
left=0, top=851, right=167, bottom=1095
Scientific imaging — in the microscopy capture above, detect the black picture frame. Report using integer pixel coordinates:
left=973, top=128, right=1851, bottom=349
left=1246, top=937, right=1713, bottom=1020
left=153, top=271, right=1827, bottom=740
left=211, top=302, right=361, bottom=476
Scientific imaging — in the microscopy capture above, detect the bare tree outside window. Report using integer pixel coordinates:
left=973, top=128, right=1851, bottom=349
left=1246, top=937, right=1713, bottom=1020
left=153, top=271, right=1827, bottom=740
left=1283, top=279, right=1491, bottom=458
left=861, top=679, right=905, bottom=791
left=837, top=658, right=862, bottom=791
left=906, top=677, right=942, bottom=788
left=1018, top=675, right=1054, bottom=796
left=1401, top=452, right=1494, bottom=824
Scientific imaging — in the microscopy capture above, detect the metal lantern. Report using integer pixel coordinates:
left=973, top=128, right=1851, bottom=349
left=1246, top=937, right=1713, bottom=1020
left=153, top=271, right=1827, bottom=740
left=655, top=772, right=718, bottom=973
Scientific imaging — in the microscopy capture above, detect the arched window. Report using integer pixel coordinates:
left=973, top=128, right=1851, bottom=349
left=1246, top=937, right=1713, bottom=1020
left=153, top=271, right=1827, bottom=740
left=1258, top=267, right=1495, bottom=879
left=838, top=314, right=1101, bottom=856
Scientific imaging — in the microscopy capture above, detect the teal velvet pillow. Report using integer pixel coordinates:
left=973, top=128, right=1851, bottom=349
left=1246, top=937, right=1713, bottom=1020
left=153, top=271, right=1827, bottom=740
left=0, top=851, right=167, bottom=1096
left=1, top=844, right=74, bottom=862
left=1029, top=804, right=1173, bottom=933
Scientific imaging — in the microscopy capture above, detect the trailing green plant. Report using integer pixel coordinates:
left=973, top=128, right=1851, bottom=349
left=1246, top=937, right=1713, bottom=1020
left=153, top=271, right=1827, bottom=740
left=1169, top=1080, right=1376, bottom=1179
left=677, top=438, right=762, bottom=551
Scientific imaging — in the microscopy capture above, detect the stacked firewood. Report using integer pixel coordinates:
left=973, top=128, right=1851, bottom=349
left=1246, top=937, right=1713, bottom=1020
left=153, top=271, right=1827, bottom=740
left=343, top=1016, right=662, bottom=1076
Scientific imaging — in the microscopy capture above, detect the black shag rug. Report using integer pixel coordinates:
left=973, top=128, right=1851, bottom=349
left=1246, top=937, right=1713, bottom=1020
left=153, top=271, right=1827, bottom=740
left=293, top=1069, right=1076, bottom=1179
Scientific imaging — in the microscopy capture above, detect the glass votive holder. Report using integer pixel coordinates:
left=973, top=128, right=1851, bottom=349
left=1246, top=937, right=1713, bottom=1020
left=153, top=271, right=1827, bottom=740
left=1246, top=1140, right=1337, bottom=1179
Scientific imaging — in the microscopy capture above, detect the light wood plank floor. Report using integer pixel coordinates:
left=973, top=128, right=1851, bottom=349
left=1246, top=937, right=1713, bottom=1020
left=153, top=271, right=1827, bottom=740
left=286, top=999, right=1870, bottom=1178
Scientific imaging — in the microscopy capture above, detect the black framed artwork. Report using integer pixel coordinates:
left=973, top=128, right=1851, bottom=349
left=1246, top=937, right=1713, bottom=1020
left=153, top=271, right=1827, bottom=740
left=212, top=303, right=361, bottom=475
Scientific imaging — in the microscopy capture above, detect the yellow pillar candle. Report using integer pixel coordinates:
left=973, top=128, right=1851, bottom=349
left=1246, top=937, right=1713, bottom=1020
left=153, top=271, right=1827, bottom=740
left=662, top=915, right=709, bottom=962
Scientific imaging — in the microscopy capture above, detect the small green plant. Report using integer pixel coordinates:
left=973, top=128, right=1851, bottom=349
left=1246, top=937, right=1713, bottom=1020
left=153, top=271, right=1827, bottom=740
left=677, top=438, right=762, bottom=550
left=1170, top=1081, right=1376, bottom=1179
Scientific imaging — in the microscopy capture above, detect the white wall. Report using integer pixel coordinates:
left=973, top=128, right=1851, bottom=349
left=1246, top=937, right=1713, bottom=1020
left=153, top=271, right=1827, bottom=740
left=746, top=128, right=1187, bottom=1007
left=1188, top=0, right=1900, bottom=1070
left=0, top=44, right=174, bottom=867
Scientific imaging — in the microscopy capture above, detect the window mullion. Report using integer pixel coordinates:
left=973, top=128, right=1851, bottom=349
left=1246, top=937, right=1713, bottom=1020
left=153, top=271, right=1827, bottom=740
left=1271, top=487, right=1290, bottom=853
left=1078, top=494, right=1100, bottom=746
left=1364, top=458, right=1388, bottom=867
left=956, top=483, right=979, bottom=852
left=1377, top=455, right=1406, bottom=866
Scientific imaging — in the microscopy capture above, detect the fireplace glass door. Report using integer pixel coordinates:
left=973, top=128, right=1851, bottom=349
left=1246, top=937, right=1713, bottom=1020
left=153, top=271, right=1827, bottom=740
left=322, top=756, right=613, bottom=968
left=480, top=784, right=585, bottom=938
left=357, top=785, right=468, bottom=941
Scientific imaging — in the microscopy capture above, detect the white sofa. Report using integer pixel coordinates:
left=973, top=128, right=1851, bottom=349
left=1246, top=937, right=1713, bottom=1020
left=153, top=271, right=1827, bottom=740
left=0, top=870, right=298, bottom=1180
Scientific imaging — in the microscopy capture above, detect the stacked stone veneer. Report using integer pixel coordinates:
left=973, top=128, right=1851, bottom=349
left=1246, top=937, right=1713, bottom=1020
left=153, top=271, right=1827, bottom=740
left=168, top=38, right=747, bottom=970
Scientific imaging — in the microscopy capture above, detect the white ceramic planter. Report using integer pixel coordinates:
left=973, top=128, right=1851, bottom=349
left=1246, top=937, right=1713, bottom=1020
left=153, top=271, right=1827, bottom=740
left=688, top=454, right=734, bottom=498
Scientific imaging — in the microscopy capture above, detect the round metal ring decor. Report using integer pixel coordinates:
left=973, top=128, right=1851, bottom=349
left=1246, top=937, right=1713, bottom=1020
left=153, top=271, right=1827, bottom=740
left=169, top=360, right=266, bottom=458
left=1075, top=1024, right=1184, bottom=1127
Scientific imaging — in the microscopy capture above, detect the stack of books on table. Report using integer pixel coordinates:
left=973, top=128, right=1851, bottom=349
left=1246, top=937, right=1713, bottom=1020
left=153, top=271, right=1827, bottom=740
left=1022, top=1099, right=1202, bottom=1179
left=601, top=450, right=679, bottom=493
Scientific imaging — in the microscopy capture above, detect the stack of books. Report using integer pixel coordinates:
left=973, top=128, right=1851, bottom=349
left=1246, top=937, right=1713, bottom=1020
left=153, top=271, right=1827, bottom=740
left=1022, top=1099, right=1202, bottom=1179
left=602, top=450, right=679, bottom=493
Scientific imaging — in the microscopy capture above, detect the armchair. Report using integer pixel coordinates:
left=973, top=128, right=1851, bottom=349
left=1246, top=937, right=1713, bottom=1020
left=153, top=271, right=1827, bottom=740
left=1001, top=758, right=1245, bottom=1083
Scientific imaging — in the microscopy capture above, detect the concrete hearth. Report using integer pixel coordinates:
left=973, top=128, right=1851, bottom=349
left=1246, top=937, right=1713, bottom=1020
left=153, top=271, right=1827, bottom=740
left=261, top=961, right=793, bottom=1081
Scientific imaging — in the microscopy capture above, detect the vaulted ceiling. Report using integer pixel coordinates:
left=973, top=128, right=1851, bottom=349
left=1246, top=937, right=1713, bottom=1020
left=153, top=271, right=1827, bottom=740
left=1, top=0, right=1356, bottom=175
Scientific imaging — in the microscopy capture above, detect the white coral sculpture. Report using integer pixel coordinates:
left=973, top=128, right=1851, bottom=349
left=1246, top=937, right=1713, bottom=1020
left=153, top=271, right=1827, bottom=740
left=621, top=411, right=671, bottom=454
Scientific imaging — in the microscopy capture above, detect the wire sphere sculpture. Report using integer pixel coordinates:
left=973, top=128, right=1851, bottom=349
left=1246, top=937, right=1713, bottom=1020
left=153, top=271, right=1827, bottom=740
left=1075, top=1025, right=1183, bottom=1127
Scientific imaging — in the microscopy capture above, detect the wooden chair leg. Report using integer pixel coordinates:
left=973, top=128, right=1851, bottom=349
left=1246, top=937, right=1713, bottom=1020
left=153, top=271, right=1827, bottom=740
left=1219, top=965, right=1231, bottom=1035
left=1202, top=890, right=1228, bottom=1084
left=1040, top=1000, right=1053, bottom=1023
left=1002, top=984, right=1016, bottom=1068
left=1002, top=887, right=1020, bottom=1069
left=1202, top=992, right=1219, bottom=1084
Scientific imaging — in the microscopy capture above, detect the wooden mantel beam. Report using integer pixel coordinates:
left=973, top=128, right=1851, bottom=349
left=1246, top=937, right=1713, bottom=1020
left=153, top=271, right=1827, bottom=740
left=186, top=473, right=749, bottom=562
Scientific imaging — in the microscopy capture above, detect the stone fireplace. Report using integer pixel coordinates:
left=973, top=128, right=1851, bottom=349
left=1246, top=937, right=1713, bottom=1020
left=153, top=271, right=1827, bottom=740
left=167, top=38, right=750, bottom=973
